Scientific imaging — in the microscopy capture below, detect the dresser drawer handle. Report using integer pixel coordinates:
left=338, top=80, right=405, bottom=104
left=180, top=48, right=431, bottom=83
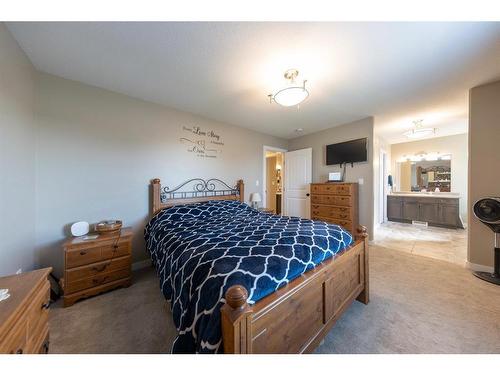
left=92, top=264, right=108, bottom=272
left=92, top=276, right=109, bottom=284
left=41, top=301, right=51, bottom=310
left=80, top=250, right=87, bottom=256
left=16, top=348, right=23, bottom=354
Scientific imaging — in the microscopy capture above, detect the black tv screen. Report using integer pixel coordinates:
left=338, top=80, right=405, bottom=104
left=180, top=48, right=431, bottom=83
left=326, top=138, right=367, bottom=165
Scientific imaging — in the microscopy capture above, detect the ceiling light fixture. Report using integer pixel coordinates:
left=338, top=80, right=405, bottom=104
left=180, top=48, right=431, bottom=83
left=268, top=69, right=309, bottom=107
left=403, top=119, right=436, bottom=139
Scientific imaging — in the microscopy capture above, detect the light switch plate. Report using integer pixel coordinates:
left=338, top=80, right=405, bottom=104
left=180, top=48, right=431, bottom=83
left=358, top=178, right=364, bottom=185
left=256, top=180, right=259, bottom=186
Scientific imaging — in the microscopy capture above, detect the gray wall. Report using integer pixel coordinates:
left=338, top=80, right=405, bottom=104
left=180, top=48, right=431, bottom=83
left=0, top=24, right=36, bottom=276
left=288, top=117, right=375, bottom=239
left=390, top=133, right=468, bottom=222
left=468, top=80, right=500, bottom=269
left=0, top=23, right=378, bottom=277
left=35, top=73, right=287, bottom=276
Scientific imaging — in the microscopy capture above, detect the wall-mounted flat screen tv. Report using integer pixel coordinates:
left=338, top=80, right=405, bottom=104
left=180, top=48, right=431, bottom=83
left=326, top=138, right=367, bottom=165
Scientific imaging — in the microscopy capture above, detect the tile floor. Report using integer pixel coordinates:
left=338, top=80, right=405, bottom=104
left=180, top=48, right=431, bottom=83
left=373, top=221, right=467, bottom=266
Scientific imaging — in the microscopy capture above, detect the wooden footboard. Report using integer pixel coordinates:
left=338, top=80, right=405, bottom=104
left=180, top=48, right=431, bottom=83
left=221, top=226, right=369, bottom=354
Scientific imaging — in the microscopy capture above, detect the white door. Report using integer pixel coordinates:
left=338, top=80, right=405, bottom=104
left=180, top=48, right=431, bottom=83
left=284, top=148, right=312, bottom=218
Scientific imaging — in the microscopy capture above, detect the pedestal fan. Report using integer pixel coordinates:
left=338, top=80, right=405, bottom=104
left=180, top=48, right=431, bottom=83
left=472, top=197, right=500, bottom=285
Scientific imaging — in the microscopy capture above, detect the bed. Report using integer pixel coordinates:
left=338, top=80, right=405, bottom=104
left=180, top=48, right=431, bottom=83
left=146, top=177, right=369, bottom=354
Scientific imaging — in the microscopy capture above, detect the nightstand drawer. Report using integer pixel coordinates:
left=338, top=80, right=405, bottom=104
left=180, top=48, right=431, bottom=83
left=101, top=242, right=131, bottom=259
left=66, top=241, right=131, bottom=268
left=64, top=268, right=131, bottom=294
left=65, top=255, right=131, bottom=284
left=66, top=246, right=102, bottom=268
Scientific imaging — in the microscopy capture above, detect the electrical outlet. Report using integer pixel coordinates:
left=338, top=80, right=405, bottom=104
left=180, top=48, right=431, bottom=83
left=16, top=268, right=22, bottom=274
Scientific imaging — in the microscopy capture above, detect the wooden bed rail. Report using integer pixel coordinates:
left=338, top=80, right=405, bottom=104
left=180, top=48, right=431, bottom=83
left=221, top=225, right=369, bottom=354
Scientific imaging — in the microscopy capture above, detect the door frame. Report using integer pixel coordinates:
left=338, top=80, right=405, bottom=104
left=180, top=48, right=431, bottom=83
left=379, top=148, right=388, bottom=224
left=262, top=145, right=288, bottom=211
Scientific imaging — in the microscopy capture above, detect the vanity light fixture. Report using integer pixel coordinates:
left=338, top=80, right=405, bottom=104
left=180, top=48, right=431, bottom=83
left=403, top=120, right=436, bottom=139
left=268, top=69, right=309, bottom=107
left=399, top=152, right=451, bottom=162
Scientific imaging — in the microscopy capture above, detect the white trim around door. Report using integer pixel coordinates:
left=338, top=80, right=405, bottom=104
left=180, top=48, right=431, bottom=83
left=262, top=145, right=288, bottom=212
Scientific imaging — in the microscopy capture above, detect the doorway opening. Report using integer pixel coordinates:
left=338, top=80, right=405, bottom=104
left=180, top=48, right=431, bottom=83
left=262, top=146, right=287, bottom=214
left=374, top=136, right=468, bottom=267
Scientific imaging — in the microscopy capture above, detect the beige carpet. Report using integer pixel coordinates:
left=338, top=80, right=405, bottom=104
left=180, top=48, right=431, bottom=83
left=48, top=245, right=500, bottom=354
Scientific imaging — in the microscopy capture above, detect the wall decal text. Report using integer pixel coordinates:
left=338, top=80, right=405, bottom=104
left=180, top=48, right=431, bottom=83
left=180, top=126, right=224, bottom=158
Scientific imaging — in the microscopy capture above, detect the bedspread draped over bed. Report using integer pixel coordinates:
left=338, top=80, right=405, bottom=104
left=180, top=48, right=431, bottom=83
left=144, top=200, right=353, bottom=353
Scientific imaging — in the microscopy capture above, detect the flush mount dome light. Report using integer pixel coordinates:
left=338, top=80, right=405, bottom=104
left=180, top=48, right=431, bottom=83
left=403, top=119, right=436, bottom=139
left=268, top=69, right=309, bottom=107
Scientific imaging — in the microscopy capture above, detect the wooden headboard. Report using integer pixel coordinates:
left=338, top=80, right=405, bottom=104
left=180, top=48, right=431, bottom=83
left=151, top=178, right=245, bottom=215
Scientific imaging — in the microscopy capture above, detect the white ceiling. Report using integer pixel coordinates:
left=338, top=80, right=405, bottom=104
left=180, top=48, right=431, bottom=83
left=7, top=22, right=500, bottom=142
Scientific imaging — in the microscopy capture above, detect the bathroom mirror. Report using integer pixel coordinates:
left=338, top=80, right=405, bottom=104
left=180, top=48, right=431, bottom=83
left=397, top=159, right=451, bottom=192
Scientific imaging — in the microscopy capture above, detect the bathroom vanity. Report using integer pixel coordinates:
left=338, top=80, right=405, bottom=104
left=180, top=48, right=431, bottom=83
left=387, top=193, right=464, bottom=229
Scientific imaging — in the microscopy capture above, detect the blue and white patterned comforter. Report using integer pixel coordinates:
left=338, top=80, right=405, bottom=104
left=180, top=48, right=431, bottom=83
left=144, top=200, right=353, bottom=353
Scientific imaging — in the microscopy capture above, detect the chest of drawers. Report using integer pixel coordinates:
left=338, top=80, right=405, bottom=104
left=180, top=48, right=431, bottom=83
left=0, top=268, right=52, bottom=354
left=310, top=183, right=359, bottom=234
left=61, top=228, right=132, bottom=307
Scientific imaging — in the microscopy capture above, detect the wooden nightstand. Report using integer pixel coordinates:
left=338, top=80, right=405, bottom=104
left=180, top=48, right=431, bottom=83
left=61, top=228, right=132, bottom=307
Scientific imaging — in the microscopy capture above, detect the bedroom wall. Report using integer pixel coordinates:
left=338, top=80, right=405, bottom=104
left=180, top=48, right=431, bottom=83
left=390, top=133, right=469, bottom=222
left=288, top=117, right=375, bottom=239
left=0, top=24, right=36, bottom=276
left=468, top=79, right=500, bottom=269
left=35, top=73, right=288, bottom=276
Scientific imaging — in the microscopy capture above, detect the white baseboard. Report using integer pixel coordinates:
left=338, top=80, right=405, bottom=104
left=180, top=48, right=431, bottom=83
left=132, top=259, right=152, bottom=271
left=465, top=261, right=494, bottom=273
